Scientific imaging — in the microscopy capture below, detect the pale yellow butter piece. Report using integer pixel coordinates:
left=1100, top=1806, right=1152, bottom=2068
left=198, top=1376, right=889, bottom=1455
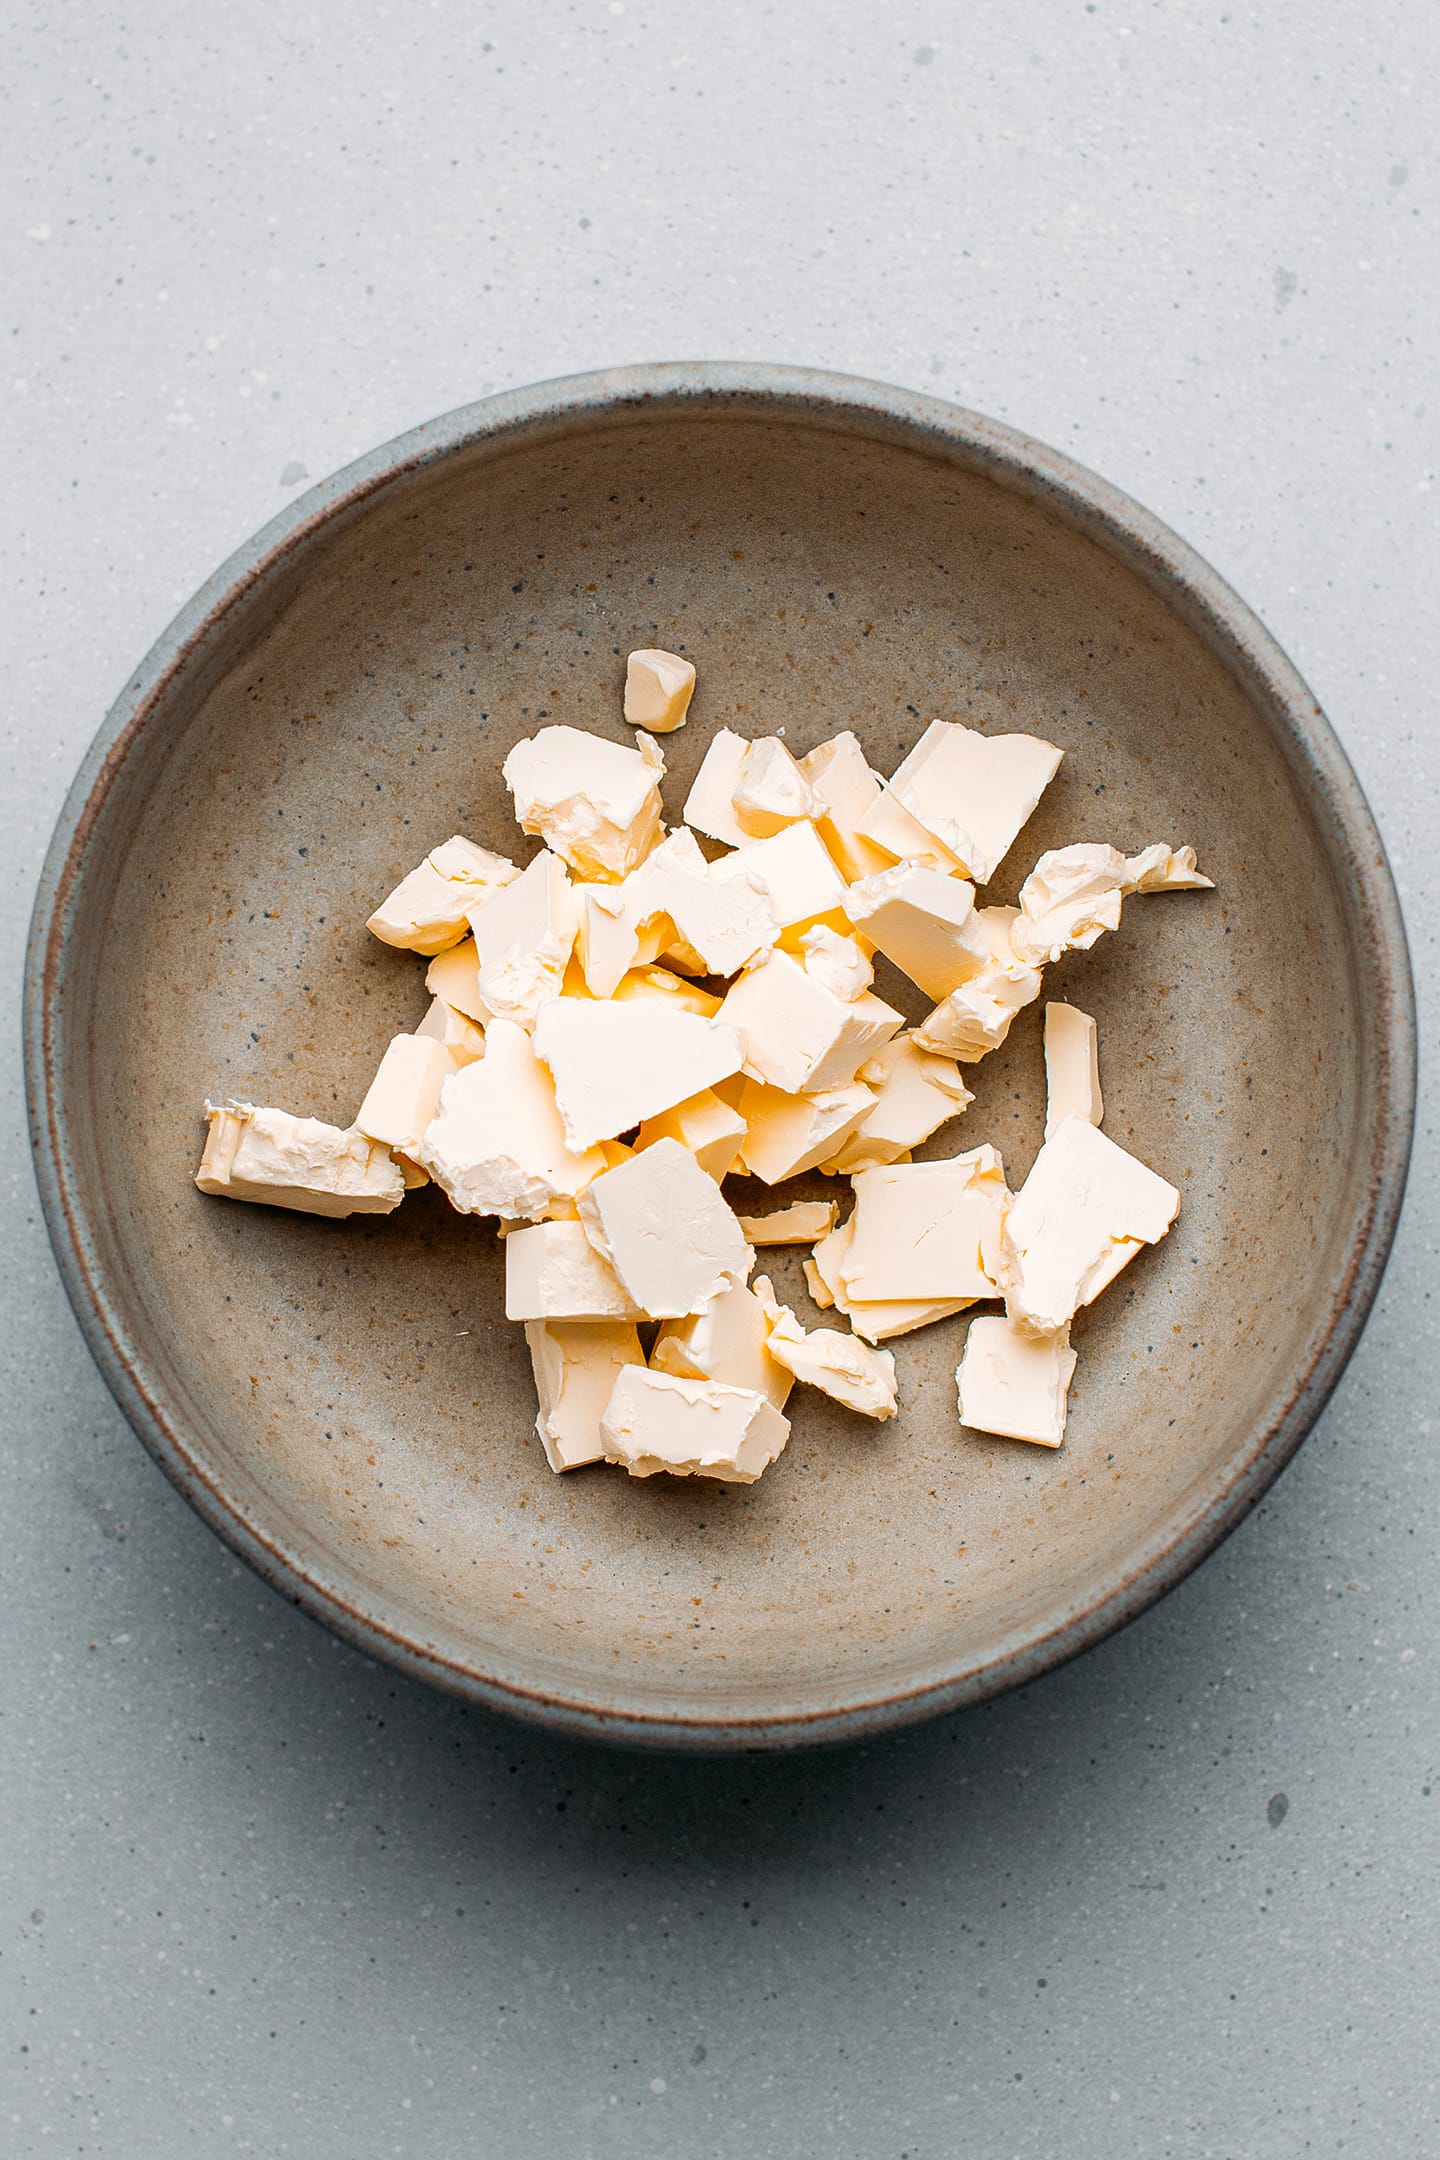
left=195, top=1101, right=404, bottom=1217
left=854, top=781, right=967, bottom=875
left=466, top=850, right=578, bottom=1028
left=576, top=1139, right=752, bottom=1319
left=886, top=721, right=1064, bottom=884
left=732, top=737, right=819, bottom=838
left=624, top=648, right=695, bottom=734
left=708, top=822, right=849, bottom=941
left=914, top=907, right=1044, bottom=1062
left=355, top=1033, right=458, bottom=1155
left=737, top=1200, right=838, bottom=1246
left=415, top=994, right=486, bottom=1065
left=718, top=947, right=902, bottom=1094
left=1043, top=1003, right=1103, bottom=1139
left=958, top=1315, right=1077, bottom=1448
left=532, top=996, right=745, bottom=1153
left=425, top=938, right=486, bottom=1024
left=1000, top=1115, right=1179, bottom=1335
left=840, top=1147, right=1012, bottom=1304
left=635, top=1088, right=748, bottom=1182
left=620, top=826, right=777, bottom=977
left=505, top=1220, right=646, bottom=1322
left=842, top=863, right=988, bottom=1001
left=599, top=1366, right=790, bottom=1483
left=652, top=1280, right=794, bottom=1411
left=503, top=725, right=665, bottom=880
left=805, top=1210, right=975, bottom=1340
left=417, top=1016, right=606, bottom=1220
left=798, top=732, right=893, bottom=882
left=752, top=1276, right=898, bottom=1420
left=525, top=1319, right=645, bottom=1470
left=821, top=1032, right=973, bottom=1174
left=684, top=728, right=753, bottom=847
left=736, top=1078, right=875, bottom=1185
left=610, top=967, right=723, bottom=1017
left=796, top=925, right=873, bottom=1002
left=366, top=836, right=519, bottom=955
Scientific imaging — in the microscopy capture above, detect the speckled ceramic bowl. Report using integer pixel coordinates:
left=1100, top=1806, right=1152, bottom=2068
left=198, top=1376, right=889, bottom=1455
left=26, top=366, right=1414, bottom=1749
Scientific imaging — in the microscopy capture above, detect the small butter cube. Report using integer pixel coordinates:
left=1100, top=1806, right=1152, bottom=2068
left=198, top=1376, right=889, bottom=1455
left=525, top=1319, right=645, bottom=1471
left=573, top=882, right=662, bottom=997
left=417, top=1016, right=607, bottom=1220
left=718, top=948, right=902, bottom=1094
left=684, top=728, right=753, bottom=847
left=1043, top=1003, right=1102, bottom=1139
left=503, top=724, right=665, bottom=880
left=752, top=1277, right=898, bottom=1420
left=821, top=1032, right=973, bottom=1173
left=624, top=648, right=696, bottom=733
left=196, top=1101, right=405, bottom=1217
left=799, top=733, right=893, bottom=881
left=532, top=996, right=744, bottom=1152
left=842, top=863, right=988, bottom=1000
left=610, top=967, right=723, bottom=1017
left=355, top=1033, right=458, bottom=1154
left=599, top=1367, right=791, bottom=1484
left=737, top=1200, right=838, bottom=1246
left=1000, top=1115, right=1180, bottom=1335
left=797, top=925, right=873, bottom=1002
left=622, top=826, right=777, bottom=977
left=737, top=1078, right=876, bottom=1184
left=958, top=1315, right=1077, bottom=1448
left=635, top=1088, right=748, bottom=1182
left=732, top=737, right=819, bottom=838
left=840, top=1147, right=1013, bottom=1303
left=425, top=938, right=486, bottom=1024
left=855, top=782, right=967, bottom=875
left=886, top=721, right=1064, bottom=884
left=367, top=835, right=520, bottom=955
left=415, top=995, right=486, bottom=1065
left=708, top=822, right=849, bottom=941
left=506, top=1220, right=645, bottom=1321
left=652, top=1280, right=793, bottom=1410
left=804, top=1214, right=973, bottom=1340
left=1123, top=842, right=1213, bottom=893
left=577, top=1139, right=752, bottom=1318
left=914, top=907, right=1044, bottom=1062
left=469, top=849, right=578, bottom=1027
left=1010, top=844, right=1127, bottom=966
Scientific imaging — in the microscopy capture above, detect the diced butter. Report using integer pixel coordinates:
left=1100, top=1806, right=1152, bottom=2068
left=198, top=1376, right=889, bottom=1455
left=417, top=1016, right=607, bottom=1220
left=505, top=1220, right=645, bottom=1321
left=415, top=994, right=486, bottom=1065
left=799, top=732, right=893, bottom=881
left=840, top=1147, right=1012, bottom=1303
left=732, top=736, right=819, bottom=838
left=1000, top=1114, right=1180, bottom=1335
left=651, top=1281, right=793, bottom=1410
left=525, top=1319, right=645, bottom=1470
left=957, top=1315, right=1077, bottom=1448
left=1123, top=842, right=1213, bottom=893
left=842, top=863, right=988, bottom=1000
left=752, top=1277, right=898, bottom=1420
left=621, top=826, right=777, bottom=977
left=737, top=1200, right=838, bottom=1245
left=796, top=925, right=873, bottom=1002
left=532, top=996, right=745, bottom=1152
left=425, top=938, right=486, bottom=1024
left=635, top=1088, right=748, bottom=1182
left=684, top=728, right=753, bottom=847
left=624, top=648, right=695, bottom=734
left=803, top=1213, right=973, bottom=1340
left=468, top=849, right=578, bottom=1027
left=885, top=721, right=1064, bottom=884
left=573, top=881, right=662, bottom=996
left=736, top=1078, right=876, bottom=1185
left=366, top=835, right=520, bottom=955
left=913, top=907, right=1044, bottom=1062
left=355, top=1033, right=458, bottom=1155
left=1010, top=840, right=1212, bottom=967
left=196, top=1101, right=405, bottom=1217
left=718, top=947, right=902, bottom=1093
left=1043, top=1003, right=1102, bottom=1139
left=610, top=967, right=722, bottom=1017
left=599, top=1366, right=791, bottom=1483
left=708, top=822, right=849, bottom=941
left=503, top=724, right=665, bottom=880
left=821, top=1032, right=973, bottom=1173
left=855, top=781, right=967, bottom=875
left=576, top=1138, right=752, bottom=1318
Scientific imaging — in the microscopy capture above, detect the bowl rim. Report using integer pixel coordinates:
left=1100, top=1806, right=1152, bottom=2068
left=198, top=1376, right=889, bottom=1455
left=24, top=361, right=1417, bottom=1751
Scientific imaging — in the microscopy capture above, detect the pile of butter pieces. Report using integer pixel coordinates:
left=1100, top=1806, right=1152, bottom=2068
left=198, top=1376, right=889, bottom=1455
left=196, top=646, right=1212, bottom=1482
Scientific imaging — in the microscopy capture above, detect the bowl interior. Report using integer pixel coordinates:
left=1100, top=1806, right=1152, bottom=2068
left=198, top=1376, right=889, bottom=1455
left=51, top=396, right=1368, bottom=1736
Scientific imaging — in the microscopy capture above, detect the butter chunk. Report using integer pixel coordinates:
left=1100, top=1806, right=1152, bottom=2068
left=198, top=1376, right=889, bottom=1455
left=855, top=781, right=967, bottom=875
left=367, top=836, right=520, bottom=955
left=718, top=947, right=902, bottom=1093
left=797, top=925, right=873, bottom=1002
left=799, top=732, right=892, bottom=881
left=599, top=1367, right=791, bottom=1483
left=840, top=1147, right=1012, bottom=1303
left=914, top=907, right=1043, bottom=1062
left=577, top=1138, right=752, bottom=1318
left=532, top=996, right=745, bottom=1152
left=821, top=1032, right=973, bottom=1173
left=709, top=822, right=849, bottom=941
left=1000, top=1115, right=1179, bottom=1335
left=469, top=849, right=578, bottom=1027
left=417, top=1016, right=607, bottom=1220
left=415, top=994, right=486, bottom=1065
left=737, top=1200, right=838, bottom=1245
left=196, top=1101, right=404, bottom=1217
left=684, top=728, right=753, bottom=847
left=425, top=938, right=486, bottom=1024
left=1011, top=841, right=1212, bottom=967
left=505, top=1221, right=645, bottom=1322
left=622, top=826, right=777, bottom=978
left=1043, top=1003, right=1102, bottom=1139
left=737, top=1079, right=876, bottom=1184
left=732, top=737, right=819, bottom=838
left=525, top=1319, right=645, bottom=1470
left=753, top=1277, right=898, bottom=1420
left=624, top=648, right=695, bottom=733
left=886, top=721, right=1064, bottom=883
left=805, top=1212, right=974, bottom=1340
left=1123, top=842, right=1213, bottom=893
left=635, top=1088, right=748, bottom=1182
left=355, top=1033, right=458, bottom=1155
left=652, top=1281, right=794, bottom=1411
left=573, top=882, right=662, bottom=996
left=503, top=724, right=665, bottom=880
left=610, top=967, right=723, bottom=1017
left=958, top=1315, right=1077, bottom=1448
left=842, top=863, right=988, bottom=1000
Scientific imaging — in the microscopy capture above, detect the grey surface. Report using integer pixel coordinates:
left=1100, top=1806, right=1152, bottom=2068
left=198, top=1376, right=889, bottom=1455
left=3, top=1, right=1435, bottom=2152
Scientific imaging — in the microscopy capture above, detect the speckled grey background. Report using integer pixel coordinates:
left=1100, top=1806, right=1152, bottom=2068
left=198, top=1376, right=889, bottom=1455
left=4, top=3, right=1436, bottom=2154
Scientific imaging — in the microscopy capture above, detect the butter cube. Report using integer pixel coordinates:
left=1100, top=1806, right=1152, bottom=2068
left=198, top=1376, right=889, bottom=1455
left=708, top=822, right=849, bottom=941
left=958, top=1315, right=1077, bottom=1448
left=610, top=967, right=723, bottom=1017
left=624, top=648, right=696, bottom=734
left=799, top=732, right=893, bottom=881
left=532, top=996, right=744, bottom=1152
left=914, top=907, right=1044, bottom=1062
left=797, top=925, right=873, bottom=1002
left=503, top=724, right=665, bottom=881
left=1043, top=1003, right=1103, bottom=1139
left=505, top=1220, right=645, bottom=1321
left=1123, top=843, right=1213, bottom=893
left=803, top=1213, right=973, bottom=1340
left=885, top=721, right=1064, bottom=883
left=752, top=1277, right=898, bottom=1420
left=196, top=1101, right=404, bottom=1217
left=1000, top=1115, right=1179, bottom=1335
left=842, top=863, right=988, bottom=1000
left=417, top=1016, right=607, bottom=1220
left=1010, top=840, right=1211, bottom=967
left=635, top=1088, right=748, bottom=1182
left=355, top=1033, right=458, bottom=1155
left=855, top=781, right=967, bottom=875
left=525, top=1319, right=645, bottom=1470
left=469, top=849, right=578, bottom=1027
left=684, top=728, right=753, bottom=846
left=599, top=1366, right=791, bottom=1483
left=622, top=826, right=777, bottom=977
left=652, top=1280, right=794, bottom=1410
left=821, top=1032, right=972, bottom=1174
left=737, top=1078, right=876, bottom=1184
left=415, top=994, right=486, bottom=1065
left=367, top=835, right=520, bottom=955
left=718, top=947, right=902, bottom=1093
left=737, top=1200, right=838, bottom=1245
left=576, top=1139, right=752, bottom=1318
left=732, top=737, right=819, bottom=838
left=573, top=881, right=663, bottom=996
left=424, top=937, right=486, bottom=1024
left=840, top=1147, right=1013, bottom=1303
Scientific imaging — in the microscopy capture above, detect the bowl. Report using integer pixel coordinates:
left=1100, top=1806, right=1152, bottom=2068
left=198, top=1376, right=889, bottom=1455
left=25, top=364, right=1415, bottom=1749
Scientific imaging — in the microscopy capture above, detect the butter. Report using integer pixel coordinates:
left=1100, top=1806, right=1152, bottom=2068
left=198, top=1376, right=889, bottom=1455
left=1043, top=1003, right=1102, bottom=1138
left=610, top=967, right=723, bottom=1017
left=652, top=1280, right=794, bottom=1410
left=821, top=1031, right=973, bottom=1173
left=598, top=1366, right=791, bottom=1483
left=576, top=1138, right=752, bottom=1317
left=840, top=1147, right=1012, bottom=1302
left=752, top=1277, right=898, bottom=1419
left=622, top=826, right=777, bottom=978
left=525, top=1319, right=645, bottom=1470
left=842, top=863, right=988, bottom=1000
left=1010, top=840, right=1211, bottom=969
left=913, top=907, right=1043, bottom=1062
left=505, top=1220, right=645, bottom=1321
left=635, top=1087, right=749, bottom=1182
left=469, top=849, right=578, bottom=1027
left=718, top=947, right=902, bottom=1093
left=425, top=938, right=487, bottom=1024
left=196, top=1101, right=404, bottom=1217
left=573, top=881, right=662, bottom=996
left=684, top=727, right=753, bottom=846
left=737, top=1200, right=838, bottom=1245
left=957, top=1315, right=1076, bottom=1447
left=1124, top=842, right=1213, bottom=893
left=415, top=994, right=486, bottom=1065
left=806, top=1208, right=976, bottom=1341
left=799, top=732, right=893, bottom=881
left=708, top=821, right=849, bottom=941
left=624, top=647, right=695, bottom=733
left=532, top=996, right=745, bottom=1152
left=732, top=736, right=819, bottom=838
left=417, top=1016, right=607, bottom=1219
left=355, top=1033, right=458, bottom=1155
left=796, top=925, right=874, bottom=1002
left=736, top=1078, right=876, bottom=1184
left=855, top=781, right=967, bottom=875
left=366, top=835, right=519, bottom=955
left=885, top=721, right=1063, bottom=883
left=1000, top=1115, right=1180, bottom=1334
left=503, top=724, right=665, bottom=880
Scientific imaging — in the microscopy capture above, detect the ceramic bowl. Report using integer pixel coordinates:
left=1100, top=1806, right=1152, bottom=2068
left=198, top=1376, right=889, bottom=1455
left=25, top=366, right=1415, bottom=1748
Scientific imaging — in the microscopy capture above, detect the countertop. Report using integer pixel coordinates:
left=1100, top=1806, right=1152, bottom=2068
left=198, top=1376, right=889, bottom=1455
left=4, top=4, right=1436, bottom=2154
